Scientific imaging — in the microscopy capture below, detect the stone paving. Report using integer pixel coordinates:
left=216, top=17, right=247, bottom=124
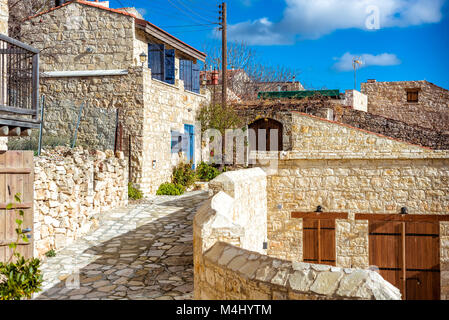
left=33, top=191, right=209, bottom=300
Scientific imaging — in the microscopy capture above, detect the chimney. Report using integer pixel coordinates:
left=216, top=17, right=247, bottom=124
left=367, top=79, right=377, bottom=83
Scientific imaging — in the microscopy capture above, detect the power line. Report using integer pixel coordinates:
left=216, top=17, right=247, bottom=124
left=159, top=23, right=218, bottom=28
left=176, top=0, right=219, bottom=16
left=165, top=0, right=217, bottom=24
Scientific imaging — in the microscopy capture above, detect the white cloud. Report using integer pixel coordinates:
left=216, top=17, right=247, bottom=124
left=227, top=18, right=293, bottom=45
left=227, top=0, right=446, bottom=45
left=333, top=52, right=401, bottom=71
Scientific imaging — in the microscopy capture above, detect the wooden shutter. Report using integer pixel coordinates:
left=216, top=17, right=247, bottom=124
left=303, top=219, right=336, bottom=265
left=148, top=43, right=165, bottom=81
left=164, top=49, right=175, bottom=85
left=192, top=62, right=200, bottom=93
left=180, top=59, right=193, bottom=92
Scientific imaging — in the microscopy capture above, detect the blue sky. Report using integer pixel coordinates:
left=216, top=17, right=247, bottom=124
left=114, top=0, right=449, bottom=91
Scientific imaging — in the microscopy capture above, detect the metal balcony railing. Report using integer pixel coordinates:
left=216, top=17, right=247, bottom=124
left=0, top=33, right=40, bottom=134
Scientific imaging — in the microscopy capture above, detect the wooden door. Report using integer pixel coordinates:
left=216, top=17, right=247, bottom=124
left=249, top=118, right=283, bottom=151
left=303, top=219, right=336, bottom=266
left=0, top=151, right=34, bottom=262
left=405, top=222, right=440, bottom=300
left=369, top=221, right=440, bottom=300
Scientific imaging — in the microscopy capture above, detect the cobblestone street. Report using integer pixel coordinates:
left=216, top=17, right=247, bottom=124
left=34, top=191, right=209, bottom=300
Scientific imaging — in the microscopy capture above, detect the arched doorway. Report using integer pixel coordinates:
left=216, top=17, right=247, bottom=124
left=248, top=118, right=283, bottom=151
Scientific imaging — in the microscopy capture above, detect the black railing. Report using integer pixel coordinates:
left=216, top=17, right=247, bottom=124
left=0, top=33, right=40, bottom=130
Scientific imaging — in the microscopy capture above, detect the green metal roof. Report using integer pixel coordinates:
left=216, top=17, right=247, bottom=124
left=258, top=89, right=340, bottom=99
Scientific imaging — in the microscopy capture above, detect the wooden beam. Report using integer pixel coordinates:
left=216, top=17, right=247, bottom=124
left=355, top=213, right=449, bottom=222
left=0, top=202, right=33, bottom=209
left=9, top=127, right=21, bottom=136
left=0, top=239, right=31, bottom=246
left=0, top=168, right=32, bottom=174
left=0, top=105, right=37, bottom=115
left=291, top=212, right=349, bottom=220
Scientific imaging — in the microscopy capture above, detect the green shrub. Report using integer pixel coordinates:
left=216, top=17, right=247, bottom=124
left=7, top=131, right=70, bottom=152
left=0, top=193, right=43, bottom=300
left=128, top=183, right=143, bottom=200
left=0, top=256, right=43, bottom=300
left=156, top=183, right=184, bottom=196
left=172, top=162, right=196, bottom=188
left=45, top=250, right=56, bottom=258
left=196, top=162, right=221, bottom=181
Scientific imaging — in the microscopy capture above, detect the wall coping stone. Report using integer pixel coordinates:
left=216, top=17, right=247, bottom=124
left=204, top=242, right=402, bottom=300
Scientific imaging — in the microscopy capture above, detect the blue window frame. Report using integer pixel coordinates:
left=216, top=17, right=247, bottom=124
left=184, top=124, right=195, bottom=169
left=148, top=43, right=176, bottom=85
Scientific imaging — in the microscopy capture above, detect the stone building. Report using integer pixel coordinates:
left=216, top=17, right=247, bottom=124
left=19, top=0, right=210, bottom=196
left=361, top=80, right=449, bottom=133
left=254, top=112, right=449, bottom=300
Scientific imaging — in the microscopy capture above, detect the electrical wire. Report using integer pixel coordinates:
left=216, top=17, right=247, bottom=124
left=165, top=0, right=217, bottom=24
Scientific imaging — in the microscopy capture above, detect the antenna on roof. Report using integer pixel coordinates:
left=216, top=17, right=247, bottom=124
left=352, top=56, right=363, bottom=90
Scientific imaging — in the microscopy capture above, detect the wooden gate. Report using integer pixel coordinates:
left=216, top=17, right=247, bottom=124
left=249, top=118, right=283, bottom=151
left=0, top=151, right=34, bottom=262
left=356, top=214, right=449, bottom=300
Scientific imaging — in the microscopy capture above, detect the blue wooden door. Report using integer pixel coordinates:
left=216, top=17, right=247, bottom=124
left=184, top=124, right=195, bottom=169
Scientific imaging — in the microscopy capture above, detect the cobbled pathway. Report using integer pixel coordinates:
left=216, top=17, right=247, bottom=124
left=34, top=191, right=209, bottom=300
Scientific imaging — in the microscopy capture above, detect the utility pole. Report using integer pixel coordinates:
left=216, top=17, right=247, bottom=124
left=219, top=2, right=227, bottom=109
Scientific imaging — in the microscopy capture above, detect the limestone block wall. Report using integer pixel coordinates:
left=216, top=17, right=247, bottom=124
left=200, top=242, right=400, bottom=300
left=141, top=68, right=207, bottom=196
left=0, top=0, right=6, bottom=150
left=0, top=0, right=7, bottom=35
left=33, top=146, right=128, bottom=258
left=39, top=67, right=145, bottom=183
left=209, top=168, right=268, bottom=254
left=193, top=169, right=401, bottom=300
left=291, top=112, right=431, bottom=156
left=344, top=90, right=367, bottom=112
left=361, top=80, right=449, bottom=133
left=20, top=2, right=136, bottom=71
left=37, top=66, right=208, bottom=196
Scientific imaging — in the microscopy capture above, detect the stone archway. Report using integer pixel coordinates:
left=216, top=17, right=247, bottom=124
left=248, top=118, right=284, bottom=151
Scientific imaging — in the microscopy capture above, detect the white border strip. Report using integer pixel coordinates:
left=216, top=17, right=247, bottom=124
left=41, top=69, right=128, bottom=78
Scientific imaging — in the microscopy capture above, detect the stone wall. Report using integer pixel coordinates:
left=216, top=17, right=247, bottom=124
left=234, top=101, right=449, bottom=150
left=193, top=169, right=401, bottom=300
left=0, top=0, right=7, bottom=150
left=33, top=146, right=128, bottom=258
left=39, top=67, right=145, bottom=183
left=21, top=2, right=136, bottom=71
left=140, top=68, right=207, bottom=196
left=344, top=90, right=367, bottom=112
left=208, top=168, right=268, bottom=254
left=38, top=66, right=208, bottom=196
left=260, top=113, right=449, bottom=298
left=361, top=80, right=449, bottom=133
left=0, top=0, right=7, bottom=35
left=200, top=242, right=400, bottom=300
left=335, top=107, right=449, bottom=150
left=290, top=112, right=432, bottom=156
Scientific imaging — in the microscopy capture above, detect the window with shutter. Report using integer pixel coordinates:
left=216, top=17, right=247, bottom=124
left=179, top=59, right=200, bottom=93
left=303, top=219, right=336, bottom=266
left=165, top=49, right=175, bottom=85
left=192, top=63, right=200, bottom=93
left=406, top=89, right=419, bottom=103
left=148, top=43, right=165, bottom=81
left=171, top=130, right=182, bottom=153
